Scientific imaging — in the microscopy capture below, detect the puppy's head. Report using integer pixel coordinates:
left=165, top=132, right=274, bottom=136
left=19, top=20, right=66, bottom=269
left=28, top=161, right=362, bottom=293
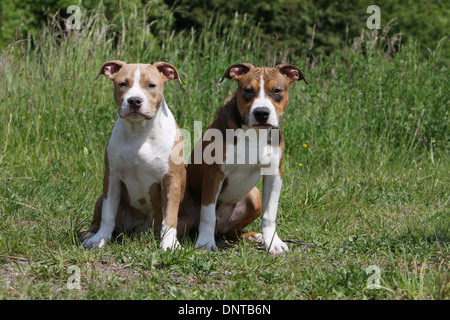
left=97, top=60, right=181, bottom=121
left=221, top=63, right=307, bottom=127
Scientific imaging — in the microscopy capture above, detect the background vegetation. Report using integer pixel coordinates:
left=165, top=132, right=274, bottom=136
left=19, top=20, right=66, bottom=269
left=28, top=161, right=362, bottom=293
left=1, top=0, right=449, bottom=58
left=0, top=1, right=448, bottom=299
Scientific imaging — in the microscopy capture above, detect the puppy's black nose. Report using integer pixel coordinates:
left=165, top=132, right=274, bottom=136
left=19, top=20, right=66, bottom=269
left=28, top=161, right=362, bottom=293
left=253, top=107, right=270, bottom=124
left=127, top=96, right=143, bottom=110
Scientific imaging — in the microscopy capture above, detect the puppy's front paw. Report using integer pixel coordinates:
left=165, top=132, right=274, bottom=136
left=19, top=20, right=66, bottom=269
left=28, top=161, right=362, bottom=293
left=160, top=237, right=181, bottom=251
left=82, top=233, right=110, bottom=248
left=264, top=232, right=289, bottom=255
left=160, top=226, right=181, bottom=251
left=80, top=232, right=95, bottom=242
left=195, top=237, right=218, bottom=252
left=268, top=238, right=289, bottom=255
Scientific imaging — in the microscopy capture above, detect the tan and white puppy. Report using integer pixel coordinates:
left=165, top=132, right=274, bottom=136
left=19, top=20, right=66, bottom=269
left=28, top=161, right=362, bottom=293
left=184, top=63, right=307, bottom=255
left=82, top=60, right=190, bottom=250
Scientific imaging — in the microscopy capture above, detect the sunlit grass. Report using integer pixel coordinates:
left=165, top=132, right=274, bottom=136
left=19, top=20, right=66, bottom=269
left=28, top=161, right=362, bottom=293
left=0, top=4, right=448, bottom=299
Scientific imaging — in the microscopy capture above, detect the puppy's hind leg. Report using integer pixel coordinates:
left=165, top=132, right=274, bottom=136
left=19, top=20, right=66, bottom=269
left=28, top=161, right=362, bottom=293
left=217, top=187, right=263, bottom=242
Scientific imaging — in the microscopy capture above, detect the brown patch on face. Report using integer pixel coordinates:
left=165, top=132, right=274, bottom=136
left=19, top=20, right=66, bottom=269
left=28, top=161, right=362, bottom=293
left=137, top=198, right=147, bottom=205
left=235, top=67, right=292, bottom=126
left=97, top=61, right=181, bottom=120
left=264, top=70, right=291, bottom=116
left=112, top=64, right=135, bottom=108
left=137, top=65, right=165, bottom=117
left=236, top=76, right=260, bottom=125
left=111, top=64, right=166, bottom=119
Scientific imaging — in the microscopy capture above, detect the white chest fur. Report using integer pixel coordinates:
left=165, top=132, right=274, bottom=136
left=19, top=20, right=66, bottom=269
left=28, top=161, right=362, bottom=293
left=219, top=127, right=281, bottom=204
left=107, top=99, right=176, bottom=211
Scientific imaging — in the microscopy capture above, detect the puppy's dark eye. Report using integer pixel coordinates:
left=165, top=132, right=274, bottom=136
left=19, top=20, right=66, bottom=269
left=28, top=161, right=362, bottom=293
left=243, top=88, right=254, bottom=95
left=148, top=83, right=156, bottom=88
left=118, top=82, right=128, bottom=87
left=272, top=88, right=283, bottom=95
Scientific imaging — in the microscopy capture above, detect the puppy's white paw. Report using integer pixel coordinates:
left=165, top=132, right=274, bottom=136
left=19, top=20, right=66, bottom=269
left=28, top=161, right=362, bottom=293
left=160, top=237, right=181, bottom=251
left=268, top=238, right=289, bottom=255
left=82, top=233, right=110, bottom=248
left=160, top=226, right=181, bottom=251
left=263, top=232, right=289, bottom=255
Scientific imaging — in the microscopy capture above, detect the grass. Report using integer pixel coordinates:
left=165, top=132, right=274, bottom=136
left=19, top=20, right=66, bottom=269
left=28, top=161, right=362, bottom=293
left=0, top=5, right=448, bottom=299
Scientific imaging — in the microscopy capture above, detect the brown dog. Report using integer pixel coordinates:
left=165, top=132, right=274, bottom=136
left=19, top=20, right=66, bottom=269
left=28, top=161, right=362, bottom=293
left=182, top=63, right=307, bottom=254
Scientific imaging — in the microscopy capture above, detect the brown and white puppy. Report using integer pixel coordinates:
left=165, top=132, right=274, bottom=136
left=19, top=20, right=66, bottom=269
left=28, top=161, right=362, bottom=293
left=184, top=63, right=307, bottom=255
left=82, top=60, right=190, bottom=250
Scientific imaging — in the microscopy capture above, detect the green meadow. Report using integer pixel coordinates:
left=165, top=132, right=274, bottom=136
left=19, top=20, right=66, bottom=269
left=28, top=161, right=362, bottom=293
left=0, top=6, right=448, bottom=299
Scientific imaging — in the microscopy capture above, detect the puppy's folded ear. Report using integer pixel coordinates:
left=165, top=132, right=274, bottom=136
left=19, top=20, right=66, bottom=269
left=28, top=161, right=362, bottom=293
left=96, top=60, right=126, bottom=80
left=276, top=64, right=308, bottom=84
left=220, top=63, right=255, bottom=82
left=153, top=61, right=182, bottom=84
